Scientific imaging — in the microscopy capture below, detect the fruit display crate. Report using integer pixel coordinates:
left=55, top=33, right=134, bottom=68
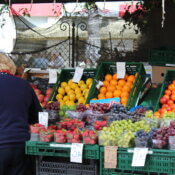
left=36, top=156, right=98, bottom=175
left=100, top=147, right=175, bottom=175
left=87, top=62, right=146, bottom=109
left=49, top=68, right=97, bottom=104
left=25, top=141, right=99, bottom=160
left=149, top=49, right=175, bottom=66
left=154, top=70, right=175, bottom=111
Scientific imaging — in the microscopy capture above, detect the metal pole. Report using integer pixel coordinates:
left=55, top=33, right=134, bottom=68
left=72, top=22, right=75, bottom=67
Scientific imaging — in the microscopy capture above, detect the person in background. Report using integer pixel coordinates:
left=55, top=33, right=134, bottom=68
left=48, top=52, right=65, bottom=69
left=0, top=53, right=42, bottom=175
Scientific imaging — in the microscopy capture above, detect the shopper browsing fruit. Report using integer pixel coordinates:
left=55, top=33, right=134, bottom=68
left=0, top=53, right=42, bottom=175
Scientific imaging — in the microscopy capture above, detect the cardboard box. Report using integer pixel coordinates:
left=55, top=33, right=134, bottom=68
left=152, top=66, right=175, bottom=84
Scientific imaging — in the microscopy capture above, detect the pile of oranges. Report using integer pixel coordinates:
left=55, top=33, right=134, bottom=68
left=93, top=73, right=136, bottom=106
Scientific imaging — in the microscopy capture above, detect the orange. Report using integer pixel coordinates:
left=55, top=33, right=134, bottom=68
left=164, top=89, right=171, bottom=96
left=107, top=85, right=116, bottom=92
left=127, top=75, right=135, bottom=82
left=121, top=97, right=128, bottom=103
left=110, top=79, right=117, bottom=86
left=172, top=80, right=175, bottom=85
left=113, top=90, right=121, bottom=97
left=103, top=80, right=109, bottom=87
left=124, top=74, right=129, bottom=80
left=168, top=84, right=175, bottom=91
left=116, top=85, right=122, bottom=90
left=91, top=98, right=97, bottom=100
left=122, top=85, right=131, bottom=92
left=121, top=91, right=129, bottom=98
left=98, top=93, right=106, bottom=100
left=125, top=82, right=133, bottom=88
left=171, top=94, right=175, bottom=101
left=154, top=111, right=160, bottom=118
left=106, top=91, right=113, bottom=99
left=105, top=74, right=113, bottom=82
left=100, top=86, right=107, bottom=94
left=112, top=73, right=117, bottom=80
left=118, top=79, right=126, bottom=87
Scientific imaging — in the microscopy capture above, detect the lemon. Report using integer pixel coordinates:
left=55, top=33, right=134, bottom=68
left=63, top=96, right=69, bottom=101
left=68, top=80, right=73, bottom=86
left=86, top=78, right=93, bottom=85
left=88, top=83, right=92, bottom=89
left=48, top=101, right=54, bottom=104
left=69, top=94, right=76, bottom=101
left=76, top=93, right=83, bottom=99
left=78, top=97, right=85, bottom=104
left=65, top=86, right=71, bottom=93
left=56, top=94, right=63, bottom=101
left=67, top=101, right=75, bottom=106
left=61, top=82, right=67, bottom=88
left=83, top=89, right=89, bottom=95
left=80, top=84, right=88, bottom=90
left=71, top=83, right=78, bottom=89
left=67, top=90, right=75, bottom=96
left=58, top=87, right=65, bottom=95
left=78, top=80, right=85, bottom=86
left=60, top=101, right=65, bottom=107
left=75, top=88, right=81, bottom=94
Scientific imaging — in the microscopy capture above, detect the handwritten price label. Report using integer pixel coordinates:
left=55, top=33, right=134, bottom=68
left=70, top=143, right=84, bottom=163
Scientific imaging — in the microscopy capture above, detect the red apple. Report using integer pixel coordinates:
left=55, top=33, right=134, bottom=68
left=160, top=97, right=167, bottom=104
left=38, top=94, right=44, bottom=103
left=34, top=89, right=41, bottom=95
left=44, top=96, right=50, bottom=102
left=46, top=88, right=53, bottom=96
left=41, top=101, right=47, bottom=108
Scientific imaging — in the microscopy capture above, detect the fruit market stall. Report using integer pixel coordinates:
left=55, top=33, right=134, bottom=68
left=25, top=62, right=175, bottom=175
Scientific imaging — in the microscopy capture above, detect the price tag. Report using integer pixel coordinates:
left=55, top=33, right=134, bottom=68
left=72, top=67, right=84, bottom=83
left=39, top=112, right=48, bottom=128
left=49, top=69, right=58, bottom=84
left=116, top=62, right=126, bottom=79
left=70, top=143, right=84, bottom=163
left=132, top=148, right=148, bottom=167
left=96, top=81, right=104, bottom=89
left=104, top=146, right=118, bottom=169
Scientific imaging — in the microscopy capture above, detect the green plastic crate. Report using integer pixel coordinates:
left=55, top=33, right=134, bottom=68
left=49, top=68, right=97, bottom=104
left=149, top=49, right=175, bottom=66
left=100, top=147, right=175, bottom=175
left=87, top=62, right=146, bottom=109
left=25, top=141, right=99, bottom=160
left=154, top=70, right=175, bottom=111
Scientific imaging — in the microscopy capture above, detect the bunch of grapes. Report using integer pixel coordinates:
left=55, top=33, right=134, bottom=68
left=109, top=104, right=145, bottom=122
left=99, top=120, right=151, bottom=147
left=45, top=102, right=60, bottom=111
left=88, top=103, right=110, bottom=114
left=76, top=104, right=87, bottom=112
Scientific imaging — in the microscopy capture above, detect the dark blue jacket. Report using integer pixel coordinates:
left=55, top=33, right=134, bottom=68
left=0, top=73, right=42, bottom=148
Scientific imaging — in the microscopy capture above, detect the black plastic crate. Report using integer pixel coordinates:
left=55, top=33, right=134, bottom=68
left=36, top=156, right=98, bottom=175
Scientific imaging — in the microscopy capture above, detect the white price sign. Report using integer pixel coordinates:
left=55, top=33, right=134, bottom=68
left=72, top=67, right=84, bottom=83
left=116, top=62, right=126, bottom=79
left=38, top=112, right=49, bottom=128
left=132, top=148, right=148, bottom=167
left=70, top=143, right=84, bottom=163
left=49, top=69, right=58, bottom=84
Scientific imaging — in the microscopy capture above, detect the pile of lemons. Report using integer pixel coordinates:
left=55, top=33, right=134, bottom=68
left=56, top=78, right=93, bottom=106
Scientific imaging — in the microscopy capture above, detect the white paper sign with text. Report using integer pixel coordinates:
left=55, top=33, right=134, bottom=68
left=39, top=112, right=49, bottom=128
left=132, top=148, right=148, bottom=167
left=72, top=67, right=84, bottom=83
left=49, top=69, right=58, bottom=84
left=70, top=143, right=84, bottom=163
left=116, top=62, right=126, bottom=79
